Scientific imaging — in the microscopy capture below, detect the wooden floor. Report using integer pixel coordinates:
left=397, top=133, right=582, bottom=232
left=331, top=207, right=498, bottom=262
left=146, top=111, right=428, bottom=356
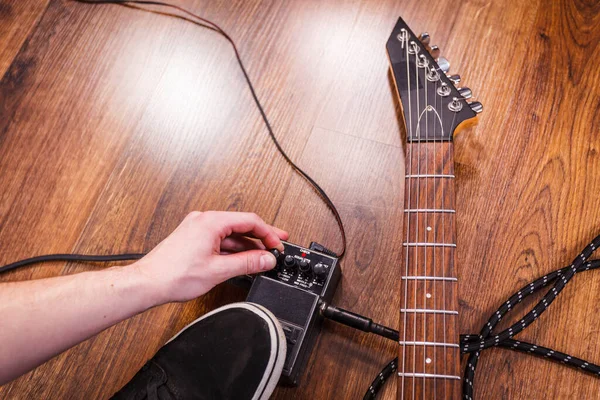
left=1, top=0, right=599, bottom=399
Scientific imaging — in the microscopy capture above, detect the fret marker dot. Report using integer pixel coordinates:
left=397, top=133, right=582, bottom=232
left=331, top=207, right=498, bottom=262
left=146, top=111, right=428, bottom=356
left=426, top=358, right=432, bottom=364
left=426, top=293, right=432, bottom=299
left=427, top=226, right=432, bottom=231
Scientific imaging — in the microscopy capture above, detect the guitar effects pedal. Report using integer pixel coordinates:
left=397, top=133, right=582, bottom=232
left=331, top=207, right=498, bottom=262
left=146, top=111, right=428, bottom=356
left=245, top=241, right=341, bottom=386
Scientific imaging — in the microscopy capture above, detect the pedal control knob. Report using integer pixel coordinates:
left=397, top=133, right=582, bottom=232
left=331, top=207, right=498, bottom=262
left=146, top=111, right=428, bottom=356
left=313, top=263, right=328, bottom=278
left=269, top=249, right=281, bottom=259
left=298, top=259, right=311, bottom=273
left=283, top=255, right=296, bottom=269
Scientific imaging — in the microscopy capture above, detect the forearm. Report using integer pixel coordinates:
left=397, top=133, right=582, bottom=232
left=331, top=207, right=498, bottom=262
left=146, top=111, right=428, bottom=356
left=0, top=264, right=160, bottom=384
left=0, top=211, right=285, bottom=386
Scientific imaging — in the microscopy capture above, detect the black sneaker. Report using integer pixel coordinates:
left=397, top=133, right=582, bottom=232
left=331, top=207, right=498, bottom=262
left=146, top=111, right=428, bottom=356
left=112, top=302, right=286, bottom=400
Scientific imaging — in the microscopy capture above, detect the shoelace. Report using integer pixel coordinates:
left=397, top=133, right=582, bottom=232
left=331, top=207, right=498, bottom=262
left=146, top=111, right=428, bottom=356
left=146, top=382, right=159, bottom=400
left=144, top=377, right=174, bottom=400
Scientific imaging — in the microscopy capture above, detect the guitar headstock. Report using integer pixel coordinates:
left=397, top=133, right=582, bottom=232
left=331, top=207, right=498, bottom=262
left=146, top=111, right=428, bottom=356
left=386, top=17, right=482, bottom=142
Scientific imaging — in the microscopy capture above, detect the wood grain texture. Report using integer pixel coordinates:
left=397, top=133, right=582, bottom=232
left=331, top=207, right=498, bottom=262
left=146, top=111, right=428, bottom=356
left=0, top=0, right=51, bottom=78
left=0, top=0, right=599, bottom=399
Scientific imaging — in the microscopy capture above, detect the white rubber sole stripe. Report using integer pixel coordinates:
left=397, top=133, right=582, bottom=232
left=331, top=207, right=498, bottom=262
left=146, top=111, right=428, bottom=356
left=164, top=302, right=286, bottom=400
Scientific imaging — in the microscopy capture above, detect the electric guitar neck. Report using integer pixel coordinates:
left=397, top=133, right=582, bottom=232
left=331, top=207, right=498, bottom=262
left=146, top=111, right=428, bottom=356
left=386, top=17, right=482, bottom=399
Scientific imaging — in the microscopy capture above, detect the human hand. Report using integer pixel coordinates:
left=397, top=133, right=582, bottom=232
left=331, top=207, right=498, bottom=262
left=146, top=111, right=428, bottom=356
left=133, top=211, right=288, bottom=304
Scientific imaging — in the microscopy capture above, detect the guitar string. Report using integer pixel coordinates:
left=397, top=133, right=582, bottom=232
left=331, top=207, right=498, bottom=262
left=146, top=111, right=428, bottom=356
left=436, top=71, right=445, bottom=400
left=434, top=66, right=440, bottom=399
left=405, top=34, right=458, bottom=398
left=439, top=72, right=448, bottom=400
left=422, top=53, right=430, bottom=400
left=429, top=59, right=444, bottom=400
left=432, top=65, right=439, bottom=400
left=412, top=39, right=421, bottom=400
left=400, top=30, right=413, bottom=400
left=448, top=110, right=458, bottom=394
left=433, top=69, right=446, bottom=400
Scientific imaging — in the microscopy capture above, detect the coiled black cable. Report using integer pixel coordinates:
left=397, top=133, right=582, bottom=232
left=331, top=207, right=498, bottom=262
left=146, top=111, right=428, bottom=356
left=73, top=0, right=347, bottom=259
left=363, top=357, right=397, bottom=400
left=360, top=238, right=600, bottom=399
left=460, top=236, right=600, bottom=354
left=460, top=235, right=600, bottom=400
left=1, top=0, right=346, bottom=275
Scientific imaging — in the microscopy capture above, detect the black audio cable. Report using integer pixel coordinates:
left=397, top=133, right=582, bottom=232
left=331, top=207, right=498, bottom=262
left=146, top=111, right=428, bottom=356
left=1, top=0, right=346, bottom=277
left=320, top=303, right=400, bottom=342
left=0, top=0, right=351, bottom=387
left=73, top=0, right=347, bottom=259
left=0, top=253, right=145, bottom=275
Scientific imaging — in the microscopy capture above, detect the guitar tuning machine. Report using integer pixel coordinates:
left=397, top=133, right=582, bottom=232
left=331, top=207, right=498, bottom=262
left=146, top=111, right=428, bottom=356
left=437, top=82, right=451, bottom=97
left=418, top=32, right=431, bottom=46
left=437, top=57, right=450, bottom=73
left=429, top=44, right=440, bottom=59
left=458, top=87, right=472, bottom=99
left=396, top=28, right=409, bottom=43
left=447, top=74, right=461, bottom=85
left=468, top=101, right=483, bottom=114
left=448, top=97, right=463, bottom=112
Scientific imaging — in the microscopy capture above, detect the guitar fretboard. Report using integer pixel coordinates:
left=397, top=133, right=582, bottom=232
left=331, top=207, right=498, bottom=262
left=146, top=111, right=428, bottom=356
left=398, top=141, right=461, bottom=399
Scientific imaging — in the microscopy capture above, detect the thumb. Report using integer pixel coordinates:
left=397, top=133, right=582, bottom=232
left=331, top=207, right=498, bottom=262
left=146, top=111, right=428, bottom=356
left=218, top=250, right=277, bottom=278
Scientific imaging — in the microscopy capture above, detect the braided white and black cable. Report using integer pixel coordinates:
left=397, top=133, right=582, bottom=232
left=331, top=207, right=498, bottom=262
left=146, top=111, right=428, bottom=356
left=364, top=235, right=600, bottom=399
left=461, top=234, right=600, bottom=399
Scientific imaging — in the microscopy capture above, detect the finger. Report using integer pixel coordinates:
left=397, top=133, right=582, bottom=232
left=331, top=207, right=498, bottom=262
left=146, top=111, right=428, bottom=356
left=241, top=228, right=289, bottom=242
left=214, top=250, right=277, bottom=278
left=207, top=212, right=284, bottom=251
left=220, top=235, right=266, bottom=253
left=272, top=226, right=289, bottom=240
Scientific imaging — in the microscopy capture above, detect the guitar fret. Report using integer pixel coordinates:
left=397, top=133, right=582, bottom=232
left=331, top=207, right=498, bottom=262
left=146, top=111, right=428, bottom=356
left=397, top=372, right=461, bottom=380
left=405, top=174, right=455, bottom=178
left=404, top=209, right=455, bottom=213
left=398, top=341, right=459, bottom=348
left=388, top=18, right=466, bottom=394
left=403, top=242, right=456, bottom=247
left=398, top=142, right=460, bottom=393
left=401, top=276, right=457, bottom=281
left=401, top=309, right=458, bottom=315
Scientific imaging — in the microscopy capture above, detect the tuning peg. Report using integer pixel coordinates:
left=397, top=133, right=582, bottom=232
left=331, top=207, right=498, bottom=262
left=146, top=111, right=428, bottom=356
left=458, top=87, right=472, bottom=99
left=469, top=101, right=483, bottom=114
left=447, top=74, right=461, bottom=84
left=419, top=32, right=431, bottom=45
left=437, top=57, right=450, bottom=73
left=429, top=45, right=440, bottom=59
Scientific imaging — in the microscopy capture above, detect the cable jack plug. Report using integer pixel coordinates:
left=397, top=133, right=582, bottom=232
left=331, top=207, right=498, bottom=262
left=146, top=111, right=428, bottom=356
left=309, top=242, right=339, bottom=258
left=319, top=302, right=399, bottom=342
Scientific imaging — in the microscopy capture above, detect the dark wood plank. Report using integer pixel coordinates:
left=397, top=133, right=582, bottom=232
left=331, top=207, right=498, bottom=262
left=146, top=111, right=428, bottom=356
left=0, top=0, right=50, bottom=78
left=0, top=0, right=599, bottom=399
